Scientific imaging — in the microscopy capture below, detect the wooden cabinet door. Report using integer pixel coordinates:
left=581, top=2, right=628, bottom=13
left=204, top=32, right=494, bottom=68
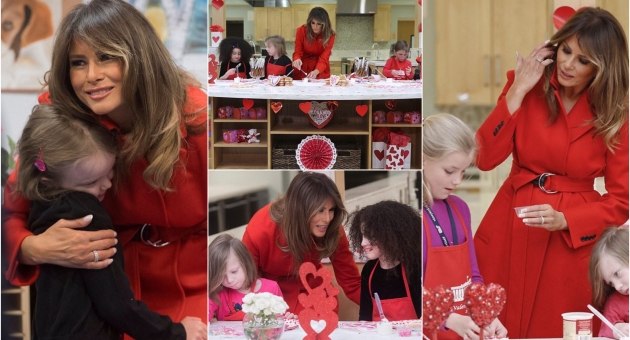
left=319, top=4, right=337, bottom=31
left=293, top=4, right=310, bottom=29
left=254, top=8, right=268, bottom=41
left=267, top=8, right=283, bottom=37
left=373, top=5, right=391, bottom=42
left=598, top=0, right=629, bottom=37
left=435, top=0, right=492, bottom=105
left=282, top=8, right=295, bottom=41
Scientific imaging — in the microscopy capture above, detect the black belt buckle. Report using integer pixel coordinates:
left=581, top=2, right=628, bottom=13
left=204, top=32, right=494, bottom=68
left=531, top=173, right=558, bottom=194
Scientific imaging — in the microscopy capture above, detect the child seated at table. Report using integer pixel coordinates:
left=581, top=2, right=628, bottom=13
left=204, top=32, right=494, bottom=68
left=263, top=35, right=293, bottom=77
left=589, top=226, right=629, bottom=339
left=208, top=234, right=285, bottom=321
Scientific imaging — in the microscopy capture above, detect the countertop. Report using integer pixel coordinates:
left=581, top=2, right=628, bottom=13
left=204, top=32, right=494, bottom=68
left=207, top=80, right=422, bottom=100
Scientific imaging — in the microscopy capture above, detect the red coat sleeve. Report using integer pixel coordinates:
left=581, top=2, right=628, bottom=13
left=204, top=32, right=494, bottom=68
left=315, top=34, right=335, bottom=75
left=330, top=227, right=361, bottom=305
left=382, top=58, right=395, bottom=78
left=2, top=165, right=39, bottom=286
left=476, top=70, right=521, bottom=171
left=292, top=25, right=306, bottom=62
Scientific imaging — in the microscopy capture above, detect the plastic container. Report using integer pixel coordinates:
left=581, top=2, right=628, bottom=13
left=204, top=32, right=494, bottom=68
left=562, top=312, right=593, bottom=340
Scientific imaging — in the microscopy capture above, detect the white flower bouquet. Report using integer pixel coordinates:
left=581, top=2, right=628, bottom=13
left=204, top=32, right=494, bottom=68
left=242, top=293, right=289, bottom=340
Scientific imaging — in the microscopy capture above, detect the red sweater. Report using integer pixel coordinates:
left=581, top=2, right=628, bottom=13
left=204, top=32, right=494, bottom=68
left=383, top=57, right=413, bottom=80
left=242, top=204, right=361, bottom=314
left=292, top=25, right=335, bottom=80
left=3, top=87, right=208, bottom=323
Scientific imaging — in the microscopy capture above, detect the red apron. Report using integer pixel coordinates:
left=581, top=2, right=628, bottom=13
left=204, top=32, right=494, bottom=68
left=223, top=280, right=257, bottom=321
left=225, top=61, right=247, bottom=80
left=423, top=199, right=473, bottom=340
left=369, top=261, right=417, bottom=321
left=266, top=58, right=287, bottom=76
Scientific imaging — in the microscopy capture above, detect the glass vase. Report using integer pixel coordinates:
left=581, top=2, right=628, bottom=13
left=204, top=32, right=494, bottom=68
left=242, top=312, right=285, bottom=340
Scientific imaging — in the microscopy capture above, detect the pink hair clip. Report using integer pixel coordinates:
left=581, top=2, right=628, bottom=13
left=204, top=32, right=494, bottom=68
left=34, top=148, right=46, bottom=172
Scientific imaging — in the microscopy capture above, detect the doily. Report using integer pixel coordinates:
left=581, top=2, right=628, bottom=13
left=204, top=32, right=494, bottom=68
left=295, top=135, right=337, bottom=170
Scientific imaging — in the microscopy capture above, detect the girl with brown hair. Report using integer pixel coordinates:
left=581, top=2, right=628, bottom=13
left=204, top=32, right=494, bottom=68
left=242, top=172, right=361, bottom=314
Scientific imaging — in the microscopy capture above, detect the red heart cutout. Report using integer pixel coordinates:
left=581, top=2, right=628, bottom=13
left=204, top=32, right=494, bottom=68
left=306, top=274, right=324, bottom=291
left=386, top=99, right=397, bottom=110
left=271, top=101, right=283, bottom=114
left=212, top=36, right=220, bottom=43
left=306, top=102, right=333, bottom=129
left=355, top=105, right=368, bottom=117
left=422, top=286, right=454, bottom=336
left=402, top=149, right=410, bottom=159
left=374, top=149, right=384, bottom=161
left=465, top=283, right=506, bottom=332
left=299, top=102, right=312, bottom=114
left=211, top=0, right=224, bottom=10
left=553, top=6, right=576, bottom=30
left=326, top=101, right=339, bottom=112
left=242, top=99, right=254, bottom=110
left=298, top=309, right=338, bottom=339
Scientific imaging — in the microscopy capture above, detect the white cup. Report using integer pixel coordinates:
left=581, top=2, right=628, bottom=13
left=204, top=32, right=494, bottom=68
left=562, top=312, right=593, bottom=340
left=302, top=78, right=309, bottom=83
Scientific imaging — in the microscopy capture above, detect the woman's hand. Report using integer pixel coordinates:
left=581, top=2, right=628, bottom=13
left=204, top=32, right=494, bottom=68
left=293, top=59, right=303, bottom=70
left=505, top=40, right=555, bottom=114
left=307, top=69, right=320, bottom=79
left=445, top=313, right=481, bottom=340
left=614, top=322, right=629, bottom=339
left=517, top=204, right=568, bottom=231
left=20, top=216, right=118, bottom=269
left=181, top=316, right=208, bottom=340
left=483, top=318, right=508, bottom=338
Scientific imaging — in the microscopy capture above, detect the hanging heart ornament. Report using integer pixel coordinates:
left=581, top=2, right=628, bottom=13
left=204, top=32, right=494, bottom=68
left=303, top=101, right=334, bottom=129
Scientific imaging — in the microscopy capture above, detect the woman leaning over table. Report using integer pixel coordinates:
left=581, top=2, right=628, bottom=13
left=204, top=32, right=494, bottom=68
left=2, top=0, right=208, bottom=335
left=242, top=172, right=361, bottom=314
left=473, top=7, right=629, bottom=339
left=292, top=7, right=336, bottom=80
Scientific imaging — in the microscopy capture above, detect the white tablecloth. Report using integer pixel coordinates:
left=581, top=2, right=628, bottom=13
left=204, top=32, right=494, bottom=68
left=208, top=321, right=422, bottom=339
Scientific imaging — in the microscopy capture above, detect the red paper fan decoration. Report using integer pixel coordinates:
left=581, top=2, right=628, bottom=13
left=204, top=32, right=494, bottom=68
left=295, top=135, right=337, bottom=170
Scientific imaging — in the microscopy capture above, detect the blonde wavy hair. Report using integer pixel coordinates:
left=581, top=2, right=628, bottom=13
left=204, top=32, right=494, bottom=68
left=542, top=7, right=628, bottom=150
left=208, top=234, right=258, bottom=305
left=588, top=226, right=629, bottom=310
left=45, top=0, right=204, bottom=191
left=422, top=113, right=477, bottom=204
left=269, top=172, right=347, bottom=273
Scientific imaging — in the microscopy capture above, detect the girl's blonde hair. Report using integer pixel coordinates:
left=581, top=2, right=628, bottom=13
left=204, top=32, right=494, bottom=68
left=45, top=0, right=204, bottom=191
left=269, top=172, right=347, bottom=272
left=542, top=7, right=628, bottom=150
left=208, top=234, right=258, bottom=304
left=588, top=226, right=629, bottom=310
left=265, top=35, right=287, bottom=57
left=15, top=105, right=118, bottom=201
left=305, top=7, right=335, bottom=47
left=422, top=113, right=477, bottom=204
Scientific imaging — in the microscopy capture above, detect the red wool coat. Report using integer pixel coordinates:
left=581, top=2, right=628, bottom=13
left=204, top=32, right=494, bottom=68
left=242, top=204, right=361, bottom=314
left=3, top=87, right=208, bottom=325
left=292, top=25, right=335, bottom=80
left=473, top=70, right=629, bottom=338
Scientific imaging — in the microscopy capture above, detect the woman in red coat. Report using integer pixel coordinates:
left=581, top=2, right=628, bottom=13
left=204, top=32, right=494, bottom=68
left=242, top=172, right=361, bottom=314
left=473, top=8, right=628, bottom=339
left=2, top=1, right=208, bottom=338
left=292, top=7, right=336, bottom=80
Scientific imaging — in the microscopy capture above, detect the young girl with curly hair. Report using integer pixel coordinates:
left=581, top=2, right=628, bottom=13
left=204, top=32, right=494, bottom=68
left=347, top=200, right=421, bottom=321
left=423, top=113, right=506, bottom=340
left=588, top=226, right=629, bottom=339
left=218, top=37, right=253, bottom=80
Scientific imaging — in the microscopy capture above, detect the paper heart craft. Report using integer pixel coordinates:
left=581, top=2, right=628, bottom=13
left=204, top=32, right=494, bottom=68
left=243, top=99, right=254, bottom=110
left=304, top=101, right=333, bottom=129
left=271, top=101, right=283, bottom=114
left=270, top=75, right=281, bottom=86
left=298, top=262, right=339, bottom=340
left=329, top=75, right=340, bottom=86
left=422, top=286, right=454, bottom=339
left=355, top=104, right=368, bottom=117
left=385, top=99, right=397, bottom=110
left=211, top=0, right=224, bottom=10
left=465, top=283, right=506, bottom=340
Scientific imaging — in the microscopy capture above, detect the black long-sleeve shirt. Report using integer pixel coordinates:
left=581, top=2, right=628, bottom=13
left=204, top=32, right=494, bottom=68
left=29, top=191, right=185, bottom=340
left=358, top=259, right=421, bottom=321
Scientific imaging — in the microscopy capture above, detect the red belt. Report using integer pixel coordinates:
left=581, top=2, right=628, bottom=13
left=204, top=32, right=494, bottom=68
left=511, top=166, right=594, bottom=193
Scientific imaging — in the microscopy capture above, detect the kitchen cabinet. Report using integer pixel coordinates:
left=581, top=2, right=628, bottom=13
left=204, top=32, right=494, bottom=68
left=254, top=8, right=268, bottom=41
left=373, top=5, right=391, bottom=42
left=330, top=60, right=341, bottom=75
left=256, top=5, right=336, bottom=42
left=281, top=8, right=295, bottom=41
left=291, top=4, right=336, bottom=32
left=597, top=0, right=628, bottom=36
left=435, top=0, right=551, bottom=105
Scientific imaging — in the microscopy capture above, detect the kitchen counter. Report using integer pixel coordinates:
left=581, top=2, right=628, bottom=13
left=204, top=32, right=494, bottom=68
left=207, top=80, right=422, bottom=100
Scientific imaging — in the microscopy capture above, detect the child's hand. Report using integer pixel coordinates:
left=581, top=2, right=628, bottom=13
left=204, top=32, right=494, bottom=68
left=483, top=318, right=508, bottom=338
left=283, top=311, right=298, bottom=319
left=406, top=66, right=412, bottom=76
left=445, top=313, right=481, bottom=340
left=181, top=316, right=207, bottom=340
left=225, top=68, right=236, bottom=77
left=614, top=323, right=629, bottom=339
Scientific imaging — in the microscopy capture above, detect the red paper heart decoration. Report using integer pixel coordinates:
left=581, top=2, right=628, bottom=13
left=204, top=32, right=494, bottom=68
left=299, top=102, right=312, bottom=114
left=355, top=105, right=368, bottom=117
left=298, top=262, right=339, bottom=340
left=211, top=0, right=224, bottom=10
left=422, top=286, right=454, bottom=337
left=243, top=99, right=254, bottom=110
left=465, top=283, right=507, bottom=340
left=553, top=6, right=576, bottom=30
left=212, top=36, right=220, bottom=43
left=374, top=149, right=384, bottom=161
left=305, top=101, right=333, bottom=129
left=385, top=99, right=397, bottom=110
left=271, top=101, right=283, bottom=114
left=326, top=101, right=339, bottom=112
left=208, top=54, right=218, bottom=84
